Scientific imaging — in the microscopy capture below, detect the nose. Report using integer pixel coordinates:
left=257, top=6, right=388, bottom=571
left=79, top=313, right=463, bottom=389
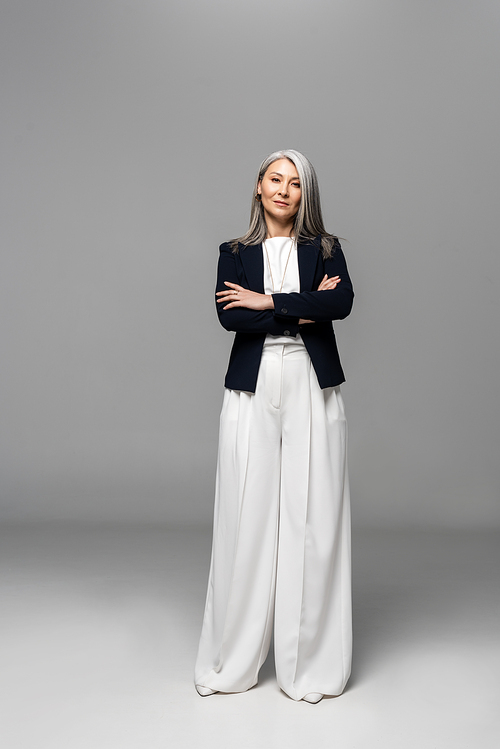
left=278, top=183, right=289, bottom=197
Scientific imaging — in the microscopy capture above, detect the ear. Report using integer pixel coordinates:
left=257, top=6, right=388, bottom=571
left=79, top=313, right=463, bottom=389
left=257, top=180, right=262, bottom=195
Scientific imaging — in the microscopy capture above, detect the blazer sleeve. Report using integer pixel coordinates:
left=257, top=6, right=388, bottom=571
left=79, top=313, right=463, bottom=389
left=216, top=243, right=300, bottom=336
left=272, top=243, right=354, bottom=322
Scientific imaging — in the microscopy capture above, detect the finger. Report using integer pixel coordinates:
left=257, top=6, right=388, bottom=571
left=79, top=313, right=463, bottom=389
left=223, top=281, right=244, bottom=290
left=217, top=287, right=244, bottom=297
left=318, top=274, right=340, bottom=290
left=323, top=277, right=340, bottom=287
left=318, top=283, right=338, bottom=292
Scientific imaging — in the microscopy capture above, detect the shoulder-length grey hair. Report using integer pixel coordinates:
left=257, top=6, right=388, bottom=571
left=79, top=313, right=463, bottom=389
left=230, top=149, right=337, bottom=258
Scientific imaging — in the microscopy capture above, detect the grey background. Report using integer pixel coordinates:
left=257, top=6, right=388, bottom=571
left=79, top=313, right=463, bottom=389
left=1, top=0, right=499, bottom=528
left=2, top=4, right=500, bottom=747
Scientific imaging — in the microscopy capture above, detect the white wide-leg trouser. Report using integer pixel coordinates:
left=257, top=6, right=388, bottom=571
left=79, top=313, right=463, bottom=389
left=194, top=343, right=352, bottom=701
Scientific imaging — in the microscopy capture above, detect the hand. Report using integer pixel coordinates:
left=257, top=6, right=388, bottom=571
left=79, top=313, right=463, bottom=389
left=317, top=274, right=340, bottom=291
left=216, top=282, right=274, bottom=311
left=299, top=275, right=341, bottom=324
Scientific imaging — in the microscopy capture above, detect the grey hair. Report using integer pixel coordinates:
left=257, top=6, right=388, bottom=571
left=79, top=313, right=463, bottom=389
left=230, top=149, right=337, bottom=258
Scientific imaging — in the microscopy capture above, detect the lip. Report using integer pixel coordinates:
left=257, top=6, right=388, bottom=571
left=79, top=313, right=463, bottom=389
left=273, top=201, right=289, bottom=207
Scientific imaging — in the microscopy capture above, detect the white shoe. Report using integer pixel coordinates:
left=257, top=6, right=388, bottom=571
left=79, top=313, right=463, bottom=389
left=196, top=685, right=218, bottom=697
left=303, top=692, right=323, bottom=704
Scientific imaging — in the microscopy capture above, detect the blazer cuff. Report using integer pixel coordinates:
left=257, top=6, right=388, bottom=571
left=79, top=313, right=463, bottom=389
left=273, top=319, right=300, bottom=337
left=271, top=297, right=299, bottom=337
left=273, top=295, right=300, bottom=322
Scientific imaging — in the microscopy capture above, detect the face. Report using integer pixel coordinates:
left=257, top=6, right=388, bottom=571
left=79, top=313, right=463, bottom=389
left=257, top=158, right=301, bottom=230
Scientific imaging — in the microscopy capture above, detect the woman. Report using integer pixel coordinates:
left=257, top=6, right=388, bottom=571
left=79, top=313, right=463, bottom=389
left=194, top=150, right=353, bottom=704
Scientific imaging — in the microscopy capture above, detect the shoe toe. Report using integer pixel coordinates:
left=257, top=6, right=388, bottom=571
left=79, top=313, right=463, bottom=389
left=302, top=692, right=323, bottom=704
left=196, top=685, right=218, bottom=697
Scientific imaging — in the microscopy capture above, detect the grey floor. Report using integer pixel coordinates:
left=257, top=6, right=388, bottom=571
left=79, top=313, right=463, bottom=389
left=1, top=523, right=499, bottom=749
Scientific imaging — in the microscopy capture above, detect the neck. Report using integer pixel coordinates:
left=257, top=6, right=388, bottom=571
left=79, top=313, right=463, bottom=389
left=264, top=216, right=295, bottom=239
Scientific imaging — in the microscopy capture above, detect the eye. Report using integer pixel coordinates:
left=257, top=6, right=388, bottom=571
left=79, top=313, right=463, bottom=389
left=271, top=177, right=280, bottom=183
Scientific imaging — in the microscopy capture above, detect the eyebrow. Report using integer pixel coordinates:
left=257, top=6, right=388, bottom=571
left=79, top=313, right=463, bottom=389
left=268, top=171, right=300, bottom=180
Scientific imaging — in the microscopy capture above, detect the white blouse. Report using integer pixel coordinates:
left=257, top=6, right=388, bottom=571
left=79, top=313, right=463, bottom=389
left=262, top=237, right=304, bottom=347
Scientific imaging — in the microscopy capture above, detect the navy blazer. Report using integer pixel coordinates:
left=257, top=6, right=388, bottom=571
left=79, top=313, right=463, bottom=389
left=216, top=236, right=353, bottom=392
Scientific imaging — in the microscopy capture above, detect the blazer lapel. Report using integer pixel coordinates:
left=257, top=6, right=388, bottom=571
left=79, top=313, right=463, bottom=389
left=298, top=237, right=321, bottom=292
left=239, top=243, right=265, bottom=293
